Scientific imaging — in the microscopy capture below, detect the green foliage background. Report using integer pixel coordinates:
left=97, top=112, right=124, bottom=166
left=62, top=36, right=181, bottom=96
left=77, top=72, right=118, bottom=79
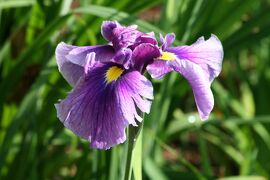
left=1, top=0, right=270, bottom=179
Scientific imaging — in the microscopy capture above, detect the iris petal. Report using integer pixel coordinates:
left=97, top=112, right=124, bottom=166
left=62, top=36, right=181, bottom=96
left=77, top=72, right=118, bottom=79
left=67, top=44, right=115, bottom=65
left=169, top=59, right=214, bottom=120
left=147, top=34, right=223, bottom=120
left=117, top=71, right=153, bottom=124
left=131, top=43, right=161, bottom=72
left=55, top=63, right=153, bottom=149
left=101, top=21, right=119, bottom=41
left=147, top=60, right=173, bottom=79
left=101, top=21, right=157, bottom=50
left=55, top=42, right=84, bottom=86
left=168, top=34, right=223, bottom=82
left=84, top=52, right=96, bottom=74
left=160, top=33, right=175, bottom=50
left=112, top=47, right=132, bottom=69
left=55, top=42, right=115, bottom=86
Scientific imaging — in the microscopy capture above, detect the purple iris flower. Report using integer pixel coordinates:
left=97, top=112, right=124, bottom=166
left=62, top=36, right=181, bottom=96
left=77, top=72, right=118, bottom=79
left=55, top=21, right=160, bottom=149
left=147, top=33, right=223, bottom=120
left=55, top=21, right=223, bottom=150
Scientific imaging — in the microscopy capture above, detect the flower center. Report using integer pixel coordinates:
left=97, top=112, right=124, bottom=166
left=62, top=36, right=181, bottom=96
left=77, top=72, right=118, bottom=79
left=158, top=51, right=176, bottom=61
left=105, top=66, right=124, bottom=83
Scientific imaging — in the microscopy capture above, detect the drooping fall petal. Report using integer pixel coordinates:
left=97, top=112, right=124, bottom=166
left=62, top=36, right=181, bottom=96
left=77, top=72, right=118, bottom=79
left=55, top=63, right=153, bottom=149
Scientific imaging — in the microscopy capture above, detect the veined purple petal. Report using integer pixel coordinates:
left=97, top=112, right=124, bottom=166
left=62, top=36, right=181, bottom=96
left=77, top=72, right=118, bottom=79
left=55, top=63, right=126, bottom=149
left=169, top=59, right=214, bottom=120
left=55, top=42, right=115, bottom=86
left=147, top=60, right=173, bottom=79
left=131, top=43, right=161, bottom=72
left=167, top=34, right=223, bottom=82
left=55, top=63, right=153, bottom=149
left=116, top=71, right=153, bottom=124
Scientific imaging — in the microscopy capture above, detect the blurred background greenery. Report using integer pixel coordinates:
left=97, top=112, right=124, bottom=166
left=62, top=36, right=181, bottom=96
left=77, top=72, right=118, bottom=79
left=1, top=0, right=270, bottom=179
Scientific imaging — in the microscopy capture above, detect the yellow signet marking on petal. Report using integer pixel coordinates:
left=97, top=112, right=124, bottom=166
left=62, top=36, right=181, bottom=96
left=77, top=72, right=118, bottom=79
left=106, top=66, right=124, bottom=83
left=158, top=51, right=176, bottom=61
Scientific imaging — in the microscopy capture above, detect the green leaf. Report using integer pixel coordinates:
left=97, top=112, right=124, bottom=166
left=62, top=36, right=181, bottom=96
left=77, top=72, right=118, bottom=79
left=73, top=5, right=163, bottom=33
left=0, top=0, right=34, bottom=9
left=218, top=176, right=267, bottom=180
left=144, top=157, right=169, bottom=180
left=132, top=125, right=142, bottom=180
left=0, top=14, right=71, bottom=104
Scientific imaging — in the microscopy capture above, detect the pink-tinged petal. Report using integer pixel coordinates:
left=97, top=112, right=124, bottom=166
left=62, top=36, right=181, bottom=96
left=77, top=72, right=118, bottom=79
left=131, top=43, right=161, bottom=72
left=55, top=42, right=115, bottom=86
left=160, top=33, right=175, bottom=50
left=147, top=60, right=173, bottom=79
left=116, top=71, right=153, bottom=124
left=168, top=34, right=223, bottom=82
left=169, top=59, right=214, bottom=120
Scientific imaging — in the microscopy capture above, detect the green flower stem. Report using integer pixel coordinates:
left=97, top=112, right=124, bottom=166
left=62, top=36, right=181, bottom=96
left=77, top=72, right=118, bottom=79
left=123, top=119, right=144, bottom=180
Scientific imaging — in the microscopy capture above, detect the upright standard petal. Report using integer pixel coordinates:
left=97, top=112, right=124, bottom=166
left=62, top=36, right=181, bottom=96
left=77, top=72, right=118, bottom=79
left=101, top=21, right=140, bottom=47
left=101, top=21, right=157, bottom=50
left=101, top=21, right=120, bottom=41
left=168, top=34, right=223, bottom=82
left=160, top=33, right=175, bottom=50
left=55, top=63, right=153, bottom=149
left=169, top=59, right=214, bottom=120
left=55, top=42, right=115, bottom=86
left=131, top=43, right=161, bottom=72
left=130, top=32, right=157, bottom=49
